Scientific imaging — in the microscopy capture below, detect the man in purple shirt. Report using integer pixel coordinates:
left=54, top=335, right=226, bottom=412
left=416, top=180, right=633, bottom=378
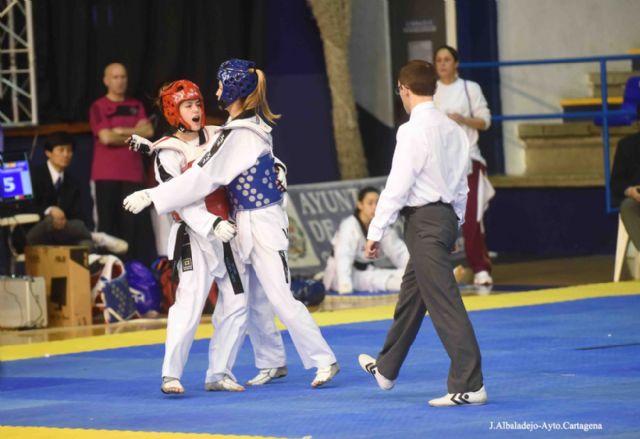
left=89, top=63, right=155, bottom=263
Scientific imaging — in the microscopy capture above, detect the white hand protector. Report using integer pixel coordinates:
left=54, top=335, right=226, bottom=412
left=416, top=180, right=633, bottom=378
left=275, top=164, right=287, bottom=192
left=128, top=134, right=153, bottom=155
left=211, top=218, right=237, bottom=243
left=122, top=190, right=153, bottom=214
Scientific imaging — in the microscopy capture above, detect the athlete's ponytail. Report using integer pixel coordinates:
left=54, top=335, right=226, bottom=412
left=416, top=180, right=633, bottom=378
left=243, top=68, right=281, bottom=124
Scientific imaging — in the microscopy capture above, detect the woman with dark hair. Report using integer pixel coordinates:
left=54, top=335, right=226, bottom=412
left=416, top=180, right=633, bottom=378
left=323, top=187, right=409, bottom=294
left=433, top=45, right=495, bottom=287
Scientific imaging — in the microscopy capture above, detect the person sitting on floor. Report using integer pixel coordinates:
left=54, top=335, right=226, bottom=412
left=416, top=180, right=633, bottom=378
left=24, top=131, right=127, bottom=254
left=323, top=187, right=409, bottom=294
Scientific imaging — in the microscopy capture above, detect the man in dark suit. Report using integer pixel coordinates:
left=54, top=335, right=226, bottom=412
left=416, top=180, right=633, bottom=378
left=25, top=132, right=127, bottom=253
left=611, top=131, right=640, bottom=249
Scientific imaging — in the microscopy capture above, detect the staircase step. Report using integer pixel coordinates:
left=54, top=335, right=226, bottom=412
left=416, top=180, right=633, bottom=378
left=517, top=122, right=635, bottom=177
left=519, top=121, right=636, bottom=138
left=560, top=97, right=622, bottom=107
left=489, top=174, right=604, bottom=188
left=559, top=97, right=623, bottom=122
left=589, top=70, right=640, bottom=97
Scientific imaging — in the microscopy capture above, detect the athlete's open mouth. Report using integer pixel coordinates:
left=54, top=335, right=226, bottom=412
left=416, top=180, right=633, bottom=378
left=192, top=116, right=201, bottom=123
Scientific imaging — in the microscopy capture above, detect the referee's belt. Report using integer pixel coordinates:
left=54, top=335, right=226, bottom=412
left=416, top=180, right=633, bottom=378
left=401, top=201, right=453, bottom=216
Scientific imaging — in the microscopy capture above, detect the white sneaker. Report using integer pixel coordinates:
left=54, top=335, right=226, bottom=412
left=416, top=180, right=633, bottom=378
left=91, top=232, right=128, bottom=254
left=473, top=270, right=493, bottom=286
left=204, top=375, right=245, bottom=392
left=428, top=385, right=488, bottom=407
left=358, top=354, right=394, bottom=390
left=160, top=376, right=184, bottom=394
left=246, top=366, right=288, bottom=386
left=311, top=362, right=340, bottom=388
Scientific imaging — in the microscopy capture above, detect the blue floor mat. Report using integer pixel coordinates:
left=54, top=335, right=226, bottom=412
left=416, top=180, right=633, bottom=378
left=1, top=296, right=639, bottom=438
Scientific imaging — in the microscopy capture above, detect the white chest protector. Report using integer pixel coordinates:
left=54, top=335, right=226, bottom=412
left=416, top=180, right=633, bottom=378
left=152, top=126, right=217, bottom=169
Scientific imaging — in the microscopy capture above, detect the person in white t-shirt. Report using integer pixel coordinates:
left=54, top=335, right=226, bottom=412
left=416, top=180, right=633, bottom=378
left=434, top=45, right=495, bottom=287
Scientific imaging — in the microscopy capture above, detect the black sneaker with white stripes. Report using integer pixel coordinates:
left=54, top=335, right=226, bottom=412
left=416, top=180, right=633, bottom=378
left=358, top=354, right=394, bottom=390
left=428, top=385, right=488, bottom=407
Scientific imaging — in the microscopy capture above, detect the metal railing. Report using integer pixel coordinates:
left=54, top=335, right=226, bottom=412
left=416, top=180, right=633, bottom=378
left=460, top=54, right=640, bottom=214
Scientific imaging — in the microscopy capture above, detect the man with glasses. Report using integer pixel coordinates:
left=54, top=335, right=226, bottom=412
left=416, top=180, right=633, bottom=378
left=358, top=60, right=486, bottom=407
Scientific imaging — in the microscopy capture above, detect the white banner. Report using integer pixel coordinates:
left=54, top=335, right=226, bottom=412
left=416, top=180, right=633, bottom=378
left=285, top=176, right=388, bottom=275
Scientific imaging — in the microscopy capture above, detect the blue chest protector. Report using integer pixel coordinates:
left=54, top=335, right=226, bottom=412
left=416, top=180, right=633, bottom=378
left=227, top=153, right=283, bottom=213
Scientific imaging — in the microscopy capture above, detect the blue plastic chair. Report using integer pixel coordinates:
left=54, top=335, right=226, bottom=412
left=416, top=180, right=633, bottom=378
left=595, top=75, right=640, bottom=126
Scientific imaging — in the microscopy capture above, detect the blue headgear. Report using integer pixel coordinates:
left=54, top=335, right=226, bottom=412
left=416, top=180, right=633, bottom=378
left=217, top=59, right=258, bottom=108
left=291, top=278, right=326, bottom=307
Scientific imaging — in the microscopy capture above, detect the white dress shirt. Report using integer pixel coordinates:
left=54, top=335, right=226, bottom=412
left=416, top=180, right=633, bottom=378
left=44, top=160, right=64, bottom=215
left=367, top=101, right=470, bottom=242
left=434, top=78, right=491, bottom=166
left=47, top=160, right=63, bottom=187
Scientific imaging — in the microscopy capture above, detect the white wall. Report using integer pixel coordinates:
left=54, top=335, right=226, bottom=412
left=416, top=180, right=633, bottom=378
left=497, top=0, right=640, bottom=174
left=350, top=0, right=394, bottom=127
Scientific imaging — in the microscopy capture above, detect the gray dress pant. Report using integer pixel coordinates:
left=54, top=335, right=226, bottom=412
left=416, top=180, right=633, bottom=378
left=620, top=198, right=640, bottom=250
left=26, top=216, right=93, bottom=249
left=376, top=202, right=483, bottom=393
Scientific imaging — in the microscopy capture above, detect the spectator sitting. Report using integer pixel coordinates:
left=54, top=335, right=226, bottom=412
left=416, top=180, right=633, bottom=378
left=24, top=131, right=127, bottom=254
left=323, top=187, right=409, bottom=294
left=611, top=130, right=640, bottom=249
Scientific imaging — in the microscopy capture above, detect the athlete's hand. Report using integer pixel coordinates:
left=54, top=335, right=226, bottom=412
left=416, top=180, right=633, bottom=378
left=123, top=190, right=152, bottom=214
left=127, top=134, right=153, bottom=155
left=275, top=164, right=287, bottom=192
left=211, top=218, right=237, bottom=243
left=447, top=112, right=467, bottom=126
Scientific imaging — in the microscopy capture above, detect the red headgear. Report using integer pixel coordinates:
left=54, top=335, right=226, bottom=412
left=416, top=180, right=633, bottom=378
left=160, top=80, right=205, bottom=131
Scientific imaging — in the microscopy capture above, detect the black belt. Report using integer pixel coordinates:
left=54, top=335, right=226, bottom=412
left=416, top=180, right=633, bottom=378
left=170, top=223, right=244, bottom=295
left=223, top=241, right=244, bottom=294
left=171, top=223, right=192, bottom=282
left=353, top=261, right=373, bottom=271
left=401, top=201, right=453, bottom=217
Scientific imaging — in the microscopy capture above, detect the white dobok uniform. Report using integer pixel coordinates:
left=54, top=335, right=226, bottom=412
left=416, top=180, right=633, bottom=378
left=323, top=215, right=409, bottom=294
left=148, top=115, right=336, bottom=370
left=154, top=126, right=285, bottom=383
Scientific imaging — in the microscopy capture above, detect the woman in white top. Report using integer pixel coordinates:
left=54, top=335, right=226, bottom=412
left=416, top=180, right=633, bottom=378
left=434, top=45, right=494, bottom=287
left=323, top=187, right=409, bottom=294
